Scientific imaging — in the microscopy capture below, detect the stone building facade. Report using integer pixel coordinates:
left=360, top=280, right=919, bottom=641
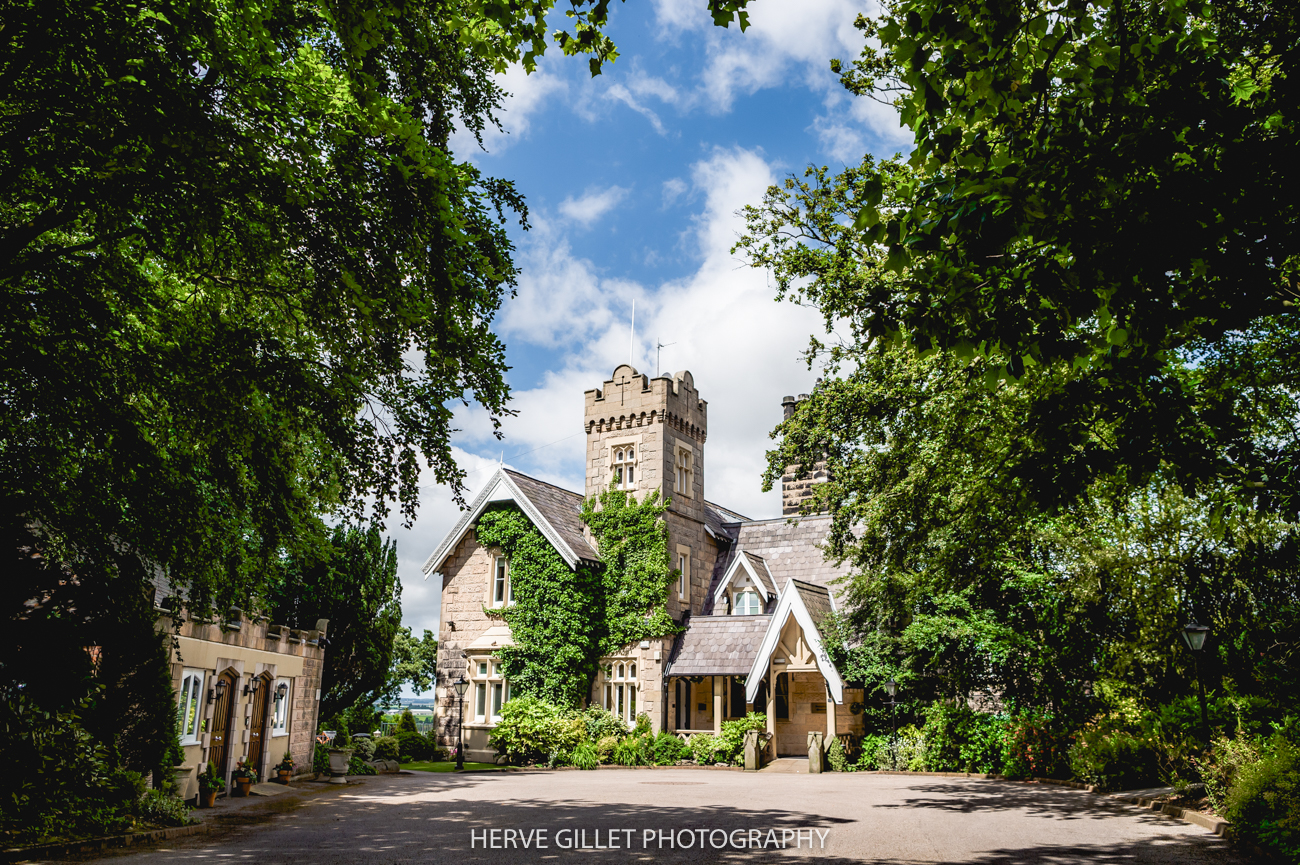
left=155, top=587, right=325, bottom=800
left=424, top=366, right=858, bottom=763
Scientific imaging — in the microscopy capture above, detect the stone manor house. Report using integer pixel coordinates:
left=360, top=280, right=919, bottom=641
left=424, top=365, right=865, bottom=762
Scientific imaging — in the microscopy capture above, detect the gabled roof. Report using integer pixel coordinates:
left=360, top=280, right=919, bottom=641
left=665, top=614, right=772, bottom=677
left=710, top=549, right=777, bottom=609
left=744, top=578, right=844, bottom=705
left=421, top=467, right=598, bottom=577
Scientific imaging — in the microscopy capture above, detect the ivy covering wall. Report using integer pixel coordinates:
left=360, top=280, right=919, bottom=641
left=474, top=489, right=681, bottom=708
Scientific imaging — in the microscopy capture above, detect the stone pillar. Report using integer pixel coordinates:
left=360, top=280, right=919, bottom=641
left=765, top=664, right=776, bottom=739
left=807, top=730, right=824, bottom=774
left=826, top=683, right=837, bottom=741
left=713, top=676, right=723, bottom=733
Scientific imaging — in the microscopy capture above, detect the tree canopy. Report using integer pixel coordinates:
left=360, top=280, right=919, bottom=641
left=747, top=0, right=1299, bottom=511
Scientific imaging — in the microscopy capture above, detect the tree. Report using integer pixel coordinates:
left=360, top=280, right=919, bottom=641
left=748, top=0, right=1300, bottom=511
left=1, top=0, right=523, bottom=622
left=267, top=524, right=402, bottom=720
left=387, top=627, right=439, bottom=702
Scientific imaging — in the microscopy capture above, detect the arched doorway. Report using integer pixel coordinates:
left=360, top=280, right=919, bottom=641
left=208, top=669, right=238, bottom=777
left=246, top=675, right=272, bottom=778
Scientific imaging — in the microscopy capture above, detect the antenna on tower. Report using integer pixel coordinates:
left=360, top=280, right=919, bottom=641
left=629, top=299, right=636, bottom=367
left=656, top=339, right=676, bottom=377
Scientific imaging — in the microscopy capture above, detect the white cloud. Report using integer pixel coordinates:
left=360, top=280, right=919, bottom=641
left=662, top=177, right=688, bottom=206
left=604, top=84, right=669, bottom=134
left=450, top=61, right=568, bottom=157
left=557, top=185, right=632, bottom=226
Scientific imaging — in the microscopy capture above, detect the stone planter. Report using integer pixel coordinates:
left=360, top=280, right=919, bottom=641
left=172, top=765, right=194, bottom=799
left=327, top=748, right=354, bottom=784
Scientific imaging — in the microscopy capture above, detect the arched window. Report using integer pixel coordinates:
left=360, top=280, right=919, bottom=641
left=674, top=448, right=693, bottom=497
left=612, top=445, right=636, bottom=489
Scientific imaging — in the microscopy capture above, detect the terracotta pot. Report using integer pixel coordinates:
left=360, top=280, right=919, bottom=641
left=200, top=789, right=218, bottom=808
left=233, top=777, right=252, bottom=797
left=277, top=769, right=292, bottom=784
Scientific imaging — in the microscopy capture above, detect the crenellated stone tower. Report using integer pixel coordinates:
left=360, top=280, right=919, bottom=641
left=584, top=365, right=717, bottom=621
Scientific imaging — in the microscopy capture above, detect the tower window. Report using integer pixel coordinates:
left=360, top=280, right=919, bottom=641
left=612, top=445, right=636, bottom=490
left=674, top=447, right=693, bottom=498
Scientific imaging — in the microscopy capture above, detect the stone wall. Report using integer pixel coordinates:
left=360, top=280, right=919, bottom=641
left=433, top=529, right=499, bottom=757
left=779, top=394, right=829, bottom=516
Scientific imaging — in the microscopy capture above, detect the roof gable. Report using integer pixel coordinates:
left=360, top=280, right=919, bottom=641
left=421, top=468, right=597, bottom=578
left=744, top=578, right=843, bottom=704
left=710, top=548, right=777, bottom=609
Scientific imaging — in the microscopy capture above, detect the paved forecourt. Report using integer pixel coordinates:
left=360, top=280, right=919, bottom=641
left=75, top=770, right=1242, bottom=865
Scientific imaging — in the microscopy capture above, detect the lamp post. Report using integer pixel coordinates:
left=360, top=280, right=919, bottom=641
left=452, top=677, right=470, bottom=771
left=1181, top=622, right=1211, bottom=746
left=884, top=679, right=899, bottom=770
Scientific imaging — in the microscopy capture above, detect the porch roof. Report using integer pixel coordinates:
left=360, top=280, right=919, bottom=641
left=665, top=614, right=772, bottom=677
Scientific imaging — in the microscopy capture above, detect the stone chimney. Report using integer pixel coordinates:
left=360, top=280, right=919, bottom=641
left=780, top=393, right=829, bottom=516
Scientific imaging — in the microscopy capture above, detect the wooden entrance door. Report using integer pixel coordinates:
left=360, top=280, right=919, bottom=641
left=246, top=677, right=270, bottom=777
left=208, top=670, right=237, bottom=775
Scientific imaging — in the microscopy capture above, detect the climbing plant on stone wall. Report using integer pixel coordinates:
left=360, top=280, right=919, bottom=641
left=581, top=488, right=682, bottom=657
left=475, top=506, right=601, bottom=706
left=474, top=490, right=681, bottom=708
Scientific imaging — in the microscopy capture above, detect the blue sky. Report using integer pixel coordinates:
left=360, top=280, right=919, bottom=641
left=392, top=0, right=909, bottom=691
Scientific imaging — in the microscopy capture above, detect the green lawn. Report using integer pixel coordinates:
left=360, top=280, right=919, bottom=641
left=401, top=761, right=505, bottom=772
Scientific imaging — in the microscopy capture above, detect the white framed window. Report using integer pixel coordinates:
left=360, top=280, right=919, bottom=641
left=734, top=590, right=762, bottom=615
left=271, top=678, right=291, bottom=736
left=674, top=447, right=693, bottom=498
left=677, top=550, right=690, bottom=602
left=612, top=444, right=637, bottom=490
left=602, top=660, right=638, bottom=722
left=177, top=668, right=205, bottom=744
left=469, top=655, right=509, bottom=723
left=491, top=556, right=512, bottom=607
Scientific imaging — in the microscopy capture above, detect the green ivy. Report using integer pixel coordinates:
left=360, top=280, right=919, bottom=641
left=582, top=487, right=682, bottom=656
left=474, top=490, right=681, bottom=709
left=476, top=506, right=601, bottom=707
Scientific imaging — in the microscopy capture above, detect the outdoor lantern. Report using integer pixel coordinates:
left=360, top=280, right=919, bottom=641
left=1182, top=622, right=1210, bottom=652
left=276, top=682, right=289, bottom=700
left=884, top=679, right=897, bottom=697
left=453, top=677, right=469, bottom=698
left=209, top=678, right=228, bottom=704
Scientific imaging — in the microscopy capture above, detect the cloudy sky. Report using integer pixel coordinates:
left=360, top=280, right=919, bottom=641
left=393, top=0, right=909, bottom=692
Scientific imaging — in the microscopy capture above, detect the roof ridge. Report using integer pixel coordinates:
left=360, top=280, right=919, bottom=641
left=502, top=467, right=584, bottom=500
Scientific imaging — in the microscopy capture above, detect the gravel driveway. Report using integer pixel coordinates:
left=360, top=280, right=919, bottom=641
left=75, top=769, right=1243, bottom=864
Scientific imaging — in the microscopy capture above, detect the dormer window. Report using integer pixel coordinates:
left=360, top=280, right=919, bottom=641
left=734, top=590, right=762, bottom=615
left=612, top=445, right=636, bottom=490
left=674, top=447, right=693, bottom=498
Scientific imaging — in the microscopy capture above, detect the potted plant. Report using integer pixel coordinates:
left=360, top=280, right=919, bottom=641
left=326, top=744, right=354, bottom=785
left=197, top=762, right=224, bottom=808
left=275, top=751, right=294, bottom=784
left=231, top=760, right=257, bottom=796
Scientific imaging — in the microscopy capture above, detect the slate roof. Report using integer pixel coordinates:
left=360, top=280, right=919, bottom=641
left=727, top=514, right=850, bottom=597
left=790, top=579, right=834, bottom=629
left=666, top=614, right=772, bottom=676
left=503, top=469, right=599, bottom=563
left=739, top=550, right=777, bottom=596
left=704, top=501, right=748, bottom=541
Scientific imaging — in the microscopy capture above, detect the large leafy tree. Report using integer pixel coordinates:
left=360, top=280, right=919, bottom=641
left=266, top=524, right=402, bottom=720
left=1, top=0, right=523, bottom=618
left=764, top=0, right=1300, bottom=511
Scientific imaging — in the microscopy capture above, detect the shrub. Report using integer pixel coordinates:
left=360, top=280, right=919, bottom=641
left=613, top=736, right=645, bottom=766
left=633, top=713, right=653, bottom=737
left=395, top=730, right=429, bottom=761
left=595, top=735, right=620, bottom=764
left=425, top=731, right=443, bottom=761
left=373, top=736, right=400, bottom=762
left=571, top=741, right=599, bottom=770
left=1202, top=734, right=1300, bottom=861
left=397, top=709, right=419, bottom=734
left=135, top=789, right=192, bottom=827
left=489, top=697, right=584, bottom=764
left=1069, top=723, right=1159, bottom=791
left=582, top=706, right=629, bottom=742
left=313, top=743, right=330, bottom=773
left=827, top=736, right=850, bottom=772
left=920, top=703, right=1006, bottom=774
left=863, top=726, right=926, bottom=771
left=689, top=733, right=718, bottom=765
left=1002, top=712, right=1070, bottom=780
left=854, top=734, right=889, bottom=770
left=652, top=731, right=690, bottom=765
left=347, top=755, right=377, bottom=775
left=350, top=737, right=376, bottom=761
left=714, top=713, right=767, bottom=766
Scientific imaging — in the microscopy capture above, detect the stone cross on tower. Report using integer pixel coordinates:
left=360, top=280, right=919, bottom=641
left=614, top=370, right=632, bottom=406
